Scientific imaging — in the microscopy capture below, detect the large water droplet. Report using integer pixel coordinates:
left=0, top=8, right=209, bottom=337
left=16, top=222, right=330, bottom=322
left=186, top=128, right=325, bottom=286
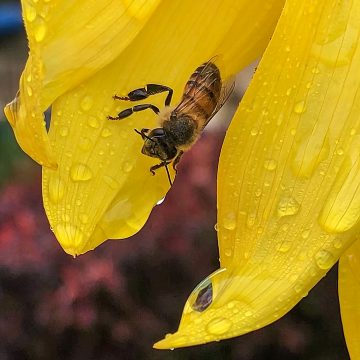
left=315, top=249, right=335, bottom=270
left=277, top=197, right=300, bottom=217
left=206, top=317, right=232, bottom=335
left=55, top=223, right=85, bottom=251
left=70, top=163, right=93, bottom=182
left=48, top=177, right=65, bottom=203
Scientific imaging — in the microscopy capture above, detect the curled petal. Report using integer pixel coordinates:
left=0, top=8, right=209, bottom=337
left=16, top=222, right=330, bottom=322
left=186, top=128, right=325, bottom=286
left=339, top=239, right=360, bottom=360
left=43, top=0, right=285, bottom=255
left=4, top=0, right=160, bottom=166
left=155, top=0, right=360, bottom=349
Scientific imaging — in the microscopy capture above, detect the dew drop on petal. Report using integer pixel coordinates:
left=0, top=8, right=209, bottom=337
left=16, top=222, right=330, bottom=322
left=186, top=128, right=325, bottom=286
left=277, top=197, right=300, bottom=217
left=70, top=163, right=93, bottom=182
left=206, top=317, right=232, bottom=335
left=34, top=18, right=47, bottom=42
left=59, top=126, right=69, bottom=137
left=87, top=116, right=100, bottom=128
left=79, top=214, right=89, bottom=224
left=314, top=249, right=335, bottom=270
left=25, top=5, right=37, bottom=22
left=122, top=161, right=133, bottom=173
left=156, top=197, right=166, bottom=206
left=293, top=100, right=306, bottom=114
left=80, top=96, right=93, bottom=111
left=101, top=128, right=112, bottom=138
left=222, top=212, right=237, bottom=230
left=264, top=159, right=277, bottom=171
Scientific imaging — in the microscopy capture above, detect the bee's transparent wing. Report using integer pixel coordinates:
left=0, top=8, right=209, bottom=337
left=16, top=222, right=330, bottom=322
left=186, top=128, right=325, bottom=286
left=203, top=78, right=235, bottom=128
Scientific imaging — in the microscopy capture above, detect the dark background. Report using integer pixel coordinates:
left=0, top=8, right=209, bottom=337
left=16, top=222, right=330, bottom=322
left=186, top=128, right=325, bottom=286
left=0, top=2, right=349, bottom=359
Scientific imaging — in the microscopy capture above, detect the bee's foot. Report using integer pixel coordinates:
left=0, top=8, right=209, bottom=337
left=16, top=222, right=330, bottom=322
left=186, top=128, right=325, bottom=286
left=150, top=170, right=156, bottom=176
left=113, top=94, right=129, bottom=101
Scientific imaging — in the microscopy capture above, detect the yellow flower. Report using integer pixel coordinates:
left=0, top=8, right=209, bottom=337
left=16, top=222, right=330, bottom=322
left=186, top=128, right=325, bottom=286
left=4, top=0, right=360, bottom=358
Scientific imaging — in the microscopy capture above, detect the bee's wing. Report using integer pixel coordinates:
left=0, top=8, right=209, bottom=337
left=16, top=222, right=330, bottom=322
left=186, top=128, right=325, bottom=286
left=203, top=78, right=235, bottom=128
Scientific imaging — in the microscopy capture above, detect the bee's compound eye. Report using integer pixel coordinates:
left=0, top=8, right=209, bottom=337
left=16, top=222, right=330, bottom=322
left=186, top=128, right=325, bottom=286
left=191, top=282, right=213, bottom=312
left=150, top=128, right=165, bottom=137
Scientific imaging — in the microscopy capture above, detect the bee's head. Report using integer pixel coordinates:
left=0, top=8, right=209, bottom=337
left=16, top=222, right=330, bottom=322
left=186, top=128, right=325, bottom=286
left=135, top=128, right=177, bottom=161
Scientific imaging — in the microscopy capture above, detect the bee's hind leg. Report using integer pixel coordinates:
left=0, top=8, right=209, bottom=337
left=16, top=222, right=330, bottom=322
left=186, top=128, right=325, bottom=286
left=172, top=151, right=184, bottom=174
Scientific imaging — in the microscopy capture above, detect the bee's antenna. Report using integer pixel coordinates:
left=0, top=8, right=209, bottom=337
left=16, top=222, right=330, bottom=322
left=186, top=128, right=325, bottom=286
left=164, top=162, right=173, bottom=186
left=134, top=129, right=155, bottom=143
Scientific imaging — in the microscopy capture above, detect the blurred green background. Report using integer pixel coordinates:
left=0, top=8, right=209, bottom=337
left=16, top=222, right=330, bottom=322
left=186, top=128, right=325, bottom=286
left=0, top=2, right=350, bottom=359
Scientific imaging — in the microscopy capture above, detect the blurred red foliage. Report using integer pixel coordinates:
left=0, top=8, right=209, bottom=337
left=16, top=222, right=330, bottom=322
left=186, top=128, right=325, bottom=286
left=0, top=133, right=349, bottom=360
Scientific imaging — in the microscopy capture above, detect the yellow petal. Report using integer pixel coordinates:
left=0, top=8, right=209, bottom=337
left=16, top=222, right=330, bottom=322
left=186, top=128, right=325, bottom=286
left=4, top=0, right=160, bottom=167
left=339, top=239, right=360, bottom=360
left=155, top=0, right=360, bottom=349
left=43, top=0, right=285, bottom=255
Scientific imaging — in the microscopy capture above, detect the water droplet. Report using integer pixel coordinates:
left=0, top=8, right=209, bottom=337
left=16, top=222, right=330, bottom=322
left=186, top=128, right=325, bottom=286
left=222, top=212, right=237, bottom=230
left=286, top=88, right=292, bottom=96
left=245, top=310, right=253, bottom=317
left=306, top=82, right=312, bottom=89
left=48, top=177, right=65, bottom=203
left=79, top=137, right=92, bottom=151
left=214, top=223, right=218, bottom=232
left=277, top=241, right=292, bottom=253
left=254, top=189, right=262, bottom=197
left=301, top=230, right=310, bottom=239
left=333, top=238, right=343, bottom=249
left=311, top=67, right=320, bottom=74
left=70, top=163, right=93, bottom=182
left=336, top=147, right=344, bottom=155
left=206, top=317, right=232, bottom=335
left=246, top=213, right=256, bottom=228
left=264, top=159, right=277, bottom=171
left=59, top=126, right=69, bottom=137
left=80, top=96, right=93, bottom=111
left=25, top=5, right=37, bottom=22
left=294, top=100, right=306, bottom=114
left=26, top=85, right=33, bottom=97
left=103, top=175, right=119, bottom=189
left=277, top=197, right=300, bottom=217
left=156, top=197, right=165, bottom=205
left=34, top=18, right=47, bottom=42
left=315, top=250, right=335, bottom=270
left=87, top=116, right=100, bottom=128
left=79, top=214, right=89, bottom=224
left=122, top=161, right=133, bottom=173
left=101, top=128, right=112, bottom=137
left=250, top=128, right=259, bottom=136
left=224, top=248, right=232, bottom=257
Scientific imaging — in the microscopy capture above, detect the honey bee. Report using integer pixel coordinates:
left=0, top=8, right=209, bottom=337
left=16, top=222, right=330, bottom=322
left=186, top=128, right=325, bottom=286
left=108, top=60, right=234, bottom=185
